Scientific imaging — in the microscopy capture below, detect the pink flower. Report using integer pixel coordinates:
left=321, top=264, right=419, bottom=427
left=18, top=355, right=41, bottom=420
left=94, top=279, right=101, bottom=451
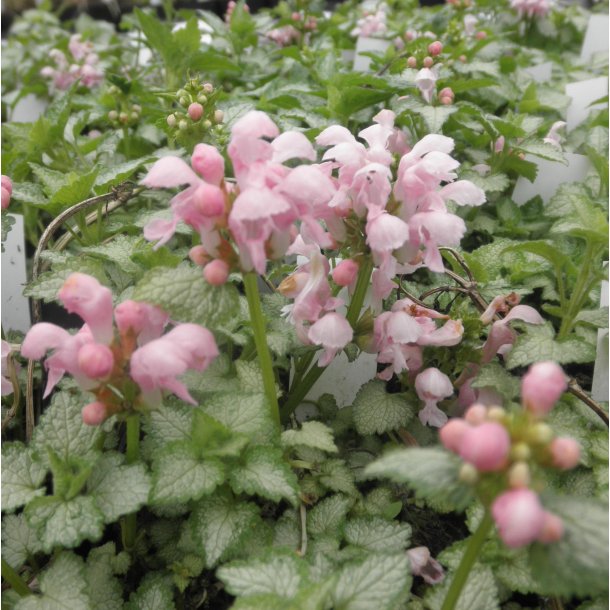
left=407, top=547, right=444, bottom=584
left=332, top=259, right=359, bottom=287
left=58, top=273, right=114, bottom=345
left=418, top=319, right=463, bottom=347
left=415, top=368, right=453, bottom=427
left=77, top=343, right=114, bottom=379
left=415, top=68, right=438, bottom=104
left=550, top=437, right=581, bottom=470
left=1, top=175, right=12, bottom=210
left=521, top=361, right=567, bottom=416
left=366, top=209, right=410, bottom=276
left=543, top=121, right=566, bottom=149
left=114, top=300, right=168, bottom=346
left=458, top=422, right=511, bottom=472
left=350, top=8, right=387, bottom=37
left=308, top=313, right=353, bottom=366
left=510, top=0, right=551, bottom=19
left=439, top=418, right=471, bottom=453
left=266, top=25, right=301, bottom=46
left=492, top=489, right=546, bottom=548
left=188, top=102, right=204, bottom=121
left=129, top=323, right=218, bottom=406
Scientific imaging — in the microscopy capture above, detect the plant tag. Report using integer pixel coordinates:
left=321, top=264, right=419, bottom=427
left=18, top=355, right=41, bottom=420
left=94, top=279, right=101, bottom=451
left=1, top=214, right=32, bottom=333
left=10, top=94, right=47, bottom=123
left=591, top=263, right=608, bottom=402
left=580, top=14, right=609, bottom=63
left=353, top=37, right=390, bottom=72
left=565, top=76, right=608, bottom=131
left=523, top=61, right=552, bottom=83
left=512, top=153, right=591, bottom=205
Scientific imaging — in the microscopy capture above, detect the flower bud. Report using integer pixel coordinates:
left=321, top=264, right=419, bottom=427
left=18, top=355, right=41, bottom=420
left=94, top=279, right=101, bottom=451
left=529, top=422, right=553, bottom=445
left=508, top=462, right=530, bottom=488
left=439, top=418, right=470, bottom=453
left=537, top=512, right=564, bottom=543
left=521, top=361, right=567, bottom=416
left=487, top=406, right=506, bottom=422
left=459, top=54, right=467, bottom=63
left=407, top=56, right=417, bottom=68
left=458, top=462, right=478, bottom=484
left=440, top=96, right=453, bottom=105
left=191, top=143, right=225, bottom=186
left=167, top=114, right=177, bottom=128
left=423, top=56, right=434, bottom=68
left=188, top=102, right=204, bottom=121
left=492, top=489, right=545, bottom=548
left=438, top=87, right=454, bottom=100
left=464, top=404, right=487, bottom=425
left=130, top=112, right=139, bottom=121
left=511, top=442, right=531, bottom=462
left=132, top=104, right=142, bottom=113
left=550, top=437, right=580, bottom=470
left=428, top=41, right=443, bottom=56
left=176, top=89, right=188, bottom=98
left=178, top=120, right=188, bottom=131
left=203, top=259, right=230, bottom=286
left=214, top=109, right=224, bottom=124
left=459, top=422, right=510, bottom=472
left=203, top=120, right=212, bottom=129
left=108, top=110, right=118, bottom=121
left=119, top=112, right=129, bottom=124
left=332, top=259, right=359, bottom=287
left=82, top=401, right=108, bottom=426
left=203, top=82, right=214, bottom=94
left=475, top=31, right=487, bottom=40
left=189, top=245, right=209, bottom=267
left=78, top=343, right=114, bottom=379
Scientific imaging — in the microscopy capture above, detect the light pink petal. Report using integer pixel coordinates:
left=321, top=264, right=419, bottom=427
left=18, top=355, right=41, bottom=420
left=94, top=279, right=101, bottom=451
left=231, top=110, right=279, bottom=140
left=482, top=322, right=516, bottom=363
left=308, top=313, right=353, bottom=367
left=408, top=134, right=455, bottom=159
left=21, top=323, right=71, bottom=360
left=387, top=311, right=424, bottom=344
left=418, top=320, right=464, bottom=347
left=141, top=157, right=199, bottom=188
left=371, top=269, right=396, bottom=313
left=502, top=305, right=544, bottom=325
left=279, top=165, right=336, bottom=210
left=315, top=125, right=356, bottom=147
left=366, top=211, right=409, bottom=252
left=191, top=144, right=225, bottom=185
left=143, top=218, right=179, bottom=249
left=271, top=131, right=316, bottom=163
left=372, top=109, right=396, bottom=128
left=439, top=181, right=486, bottom=207
left=419, top=400, right=448, bottom=427
left=415, top=367, right=453, bottom=401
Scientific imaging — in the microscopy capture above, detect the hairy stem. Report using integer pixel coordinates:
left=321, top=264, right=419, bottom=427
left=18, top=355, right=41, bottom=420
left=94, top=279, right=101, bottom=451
left=243, top=273, right=280, bottom=426
left=1, top=559, right=31, bottom=597
left=122, top=414, right=140, bottom=551
left=440, top=510, right=494, bottom=610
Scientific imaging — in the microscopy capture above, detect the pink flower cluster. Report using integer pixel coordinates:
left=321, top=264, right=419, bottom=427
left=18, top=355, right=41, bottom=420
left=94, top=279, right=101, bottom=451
left=140, top=110, right=484, bottom=379
left=225, top=0, right=250, bottom=23
left=350, top=7, right=387, bottom=38
left=40, top=35, right=103, bottom=92
left=441, top=361, right=579, bottom=548
left=510, top=0, right=552, bottom=19
left=265, top=26, right=301, bottom=47
left=21, top=273, right=218, bottom=424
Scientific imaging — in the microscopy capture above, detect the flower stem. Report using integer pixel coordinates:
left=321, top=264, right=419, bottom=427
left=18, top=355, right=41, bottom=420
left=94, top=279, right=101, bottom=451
left=122, top=414, right=140, bottom=551
left=281, top=258, right=373, bottom=420
left=243, top=273, right=280, bottom=426
left=1, top=559, right=31, bottom=597
left=440, top=510, right=494, bottom=610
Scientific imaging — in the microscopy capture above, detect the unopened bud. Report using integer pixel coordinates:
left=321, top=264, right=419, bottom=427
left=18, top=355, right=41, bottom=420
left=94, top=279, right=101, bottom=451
left=407, top=56, right=417, bottom=69
left=178, top=120, right=188, bottom=131
left=475, top=31, right=487, bottom=40
left=188, top=102, right=204, bottom=121
left=459, top=462, right=478, bottom=484
left=176, top=89, right=188, bottom=98
left=130, top=112, right=139, bottom=121
left=203, top=119, right=212, bottom=129
left=82, top=401, right=108, bottom=426
left=119, top=112, right=129, bottom=124
left=167, top=114, right=177, bottom=127
left=459, top=422, right=511, bottom=472
left=529, top=422, right=553, bottom=445
left=428, top=41, right=443, bottom=56
left=440, top=96, right=453, bottom=105
left=189, top=245, right=209, bottom=267
left=537, top=512, right=564, bottom=543
left=486, top=406, right=506, bottom=423
left=131, top=104, right=142, bottom=113
left=508, top=462, right=530, bottom=488
left=522, top=362, right=567, bottom=417
left=459, top=54, right=467, bottom=63
left=179, top=96, right=189, bottom=107
left=214, top=109, right=224, bottom=123
left=332, top=259, right=359, bottom=287
left=464, top=404, right=487, bottom=425
left=511, top=442, right=531, bottom=462
left=197, top=94, right=208, bottom=104
left=78, top=343, right=114, bottom=379
left=439, top=418, right=470, bottom=453
left=550, top=437, right=580, bottom=470
left=423, top=56, right=434, bottom=68
left=203, top=259, right=230, bottom=286
left=203, top=82, right=214, bottom=94
left=108, top=110, right=118, bottom=121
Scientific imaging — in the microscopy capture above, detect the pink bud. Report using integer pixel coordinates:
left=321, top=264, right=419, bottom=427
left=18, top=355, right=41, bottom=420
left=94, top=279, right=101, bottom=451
left=440, top=96, right=453, bottom=105
left=475, top=31, right=487, bottom=40
left=1, top=187, right=10, bottom=210
left=1, top=176, right=12, bottom=196
left=438, top=87, right=454, bottom=99
left=407, top=56, right=417, bottom=68
left=492, top=489, right=546, bottom=548
left=521, top=361, right=567, bottom=416
left=428, top=41, right=443, bottom=56
left=537, top=511, right=564, bottom=543
left=203, top=260, right=229, bottom=285
left=77, top=343, right=114, bottom=379
left=439, top=418, right=470, bottom=453
left=191, top=143, right=225, bottom=186
left=291, top=11, right=301, bottom=20
left=189, top=245, right=209, bottom=267
left=423, top=56, right=434, bottom=68
left=494, top=136, right=505, bottom=153
left=332, top=259, right=359, bottom=287
left=464, top=404, right=487, bottom=425
left=82, top=401, right=108, bottom=426
left=550, top=437, right=580, bottom=470
left=458, top=422, right=510, bottom=471
left=188, top=102, right=204, bottom=121
left=459, top=54, right=467, bottom=63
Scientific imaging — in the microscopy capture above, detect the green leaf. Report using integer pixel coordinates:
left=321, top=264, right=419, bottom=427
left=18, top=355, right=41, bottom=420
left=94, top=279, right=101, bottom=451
left=15, top=553, right=90, bottom=610
left=191, top=411, right=249, bottom=459
left=515, top=141, right=567, bottom=164
left=85, top=543, right=124, bottom=610
left=230, top=445, right=299, bottom=505
left=344, top=517, right=411, bottom=553
left=1, top=513, right=43, bottom=569
left=135, top=9, right=174, bottom=67
left=528, top=495, right=609, bottom=597
left=127, top=573, right=176, bottom=610
left=190, top=492, right=259, bottom=567
left=471, top=363, right=520, bottom=401
left=282, top=421, right=338, bottom=453
left=332, top=553, right=412, bottom=610
left=82, top=235, right=142, bottom=277
left=413, top=105, right=457, bottom=133
left=25, top=495, right=104, bottom=553
left=87, top=452, right=151, bottom=522
left=10, top=182, right=48, bottom=207
left=132, top=264, right=240, bottom=328
left=505, top=323, right=597, bottom=368
left=94, top=157, right=152, bottom=192
left=307, top=494, right=353, bottom=537
left=353, top=381, right=414, bottom=436
left=364, top=448, right=473, bottom=512
left=142, top=400, right=193, bottom=452
left=318, top=459, right=358, bottom=496
left=32, top=391, right=104, bottom=466
left=575, top=307, right=609, bottom=328
left=1, top=442, right=47, bottom=512
left=218, top=553, right=305, bottom=599
left=150, top=443, right=225, bottom=505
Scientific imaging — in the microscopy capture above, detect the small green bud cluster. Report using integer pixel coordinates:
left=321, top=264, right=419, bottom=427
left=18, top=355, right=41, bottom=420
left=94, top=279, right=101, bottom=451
left=106, top=85, right=142, bottom=128
left=166, top=78, right=224, bottom=137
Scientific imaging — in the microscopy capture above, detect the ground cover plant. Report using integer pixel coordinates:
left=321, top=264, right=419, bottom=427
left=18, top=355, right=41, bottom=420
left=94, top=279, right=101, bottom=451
left=1, top=0, right=608, bottom=609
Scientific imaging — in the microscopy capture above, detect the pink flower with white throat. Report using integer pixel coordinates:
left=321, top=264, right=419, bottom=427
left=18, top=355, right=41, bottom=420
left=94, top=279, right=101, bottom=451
left=308, top=313, right=353, bottom=367
left=415, top=367, right=453, bottom=427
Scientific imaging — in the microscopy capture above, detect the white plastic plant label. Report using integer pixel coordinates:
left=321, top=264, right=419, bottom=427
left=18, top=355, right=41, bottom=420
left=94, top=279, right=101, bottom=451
left=10, top=94, right=48, bottom=123
left=565, top=76, right=608, bottom=132
left=523, top=61, right=552, bottom=83
left=591, top=264, right=608, bottom=402
left=511, top=153, right=591, bottom=206
left=580, top=14, right=609, bottom=63
left=1, top=214, right=32, bottom=333
left=353, top=37, right=390, bottom=72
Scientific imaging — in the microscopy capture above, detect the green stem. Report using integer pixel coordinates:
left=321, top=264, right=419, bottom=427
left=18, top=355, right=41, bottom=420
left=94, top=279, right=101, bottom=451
left=122, top=414, right=140, bottom=551
left=440, top=510, right=494, bottom=610
left=282, top=258, right=374, bottom=420
left=1, top=559, right=31, bottom=597
left=243, top=273, right=280, bottom=426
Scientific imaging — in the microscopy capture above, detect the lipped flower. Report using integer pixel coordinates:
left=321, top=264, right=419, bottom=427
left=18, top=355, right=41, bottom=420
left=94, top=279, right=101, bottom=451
left=415, top=367, right=454, bottom=427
